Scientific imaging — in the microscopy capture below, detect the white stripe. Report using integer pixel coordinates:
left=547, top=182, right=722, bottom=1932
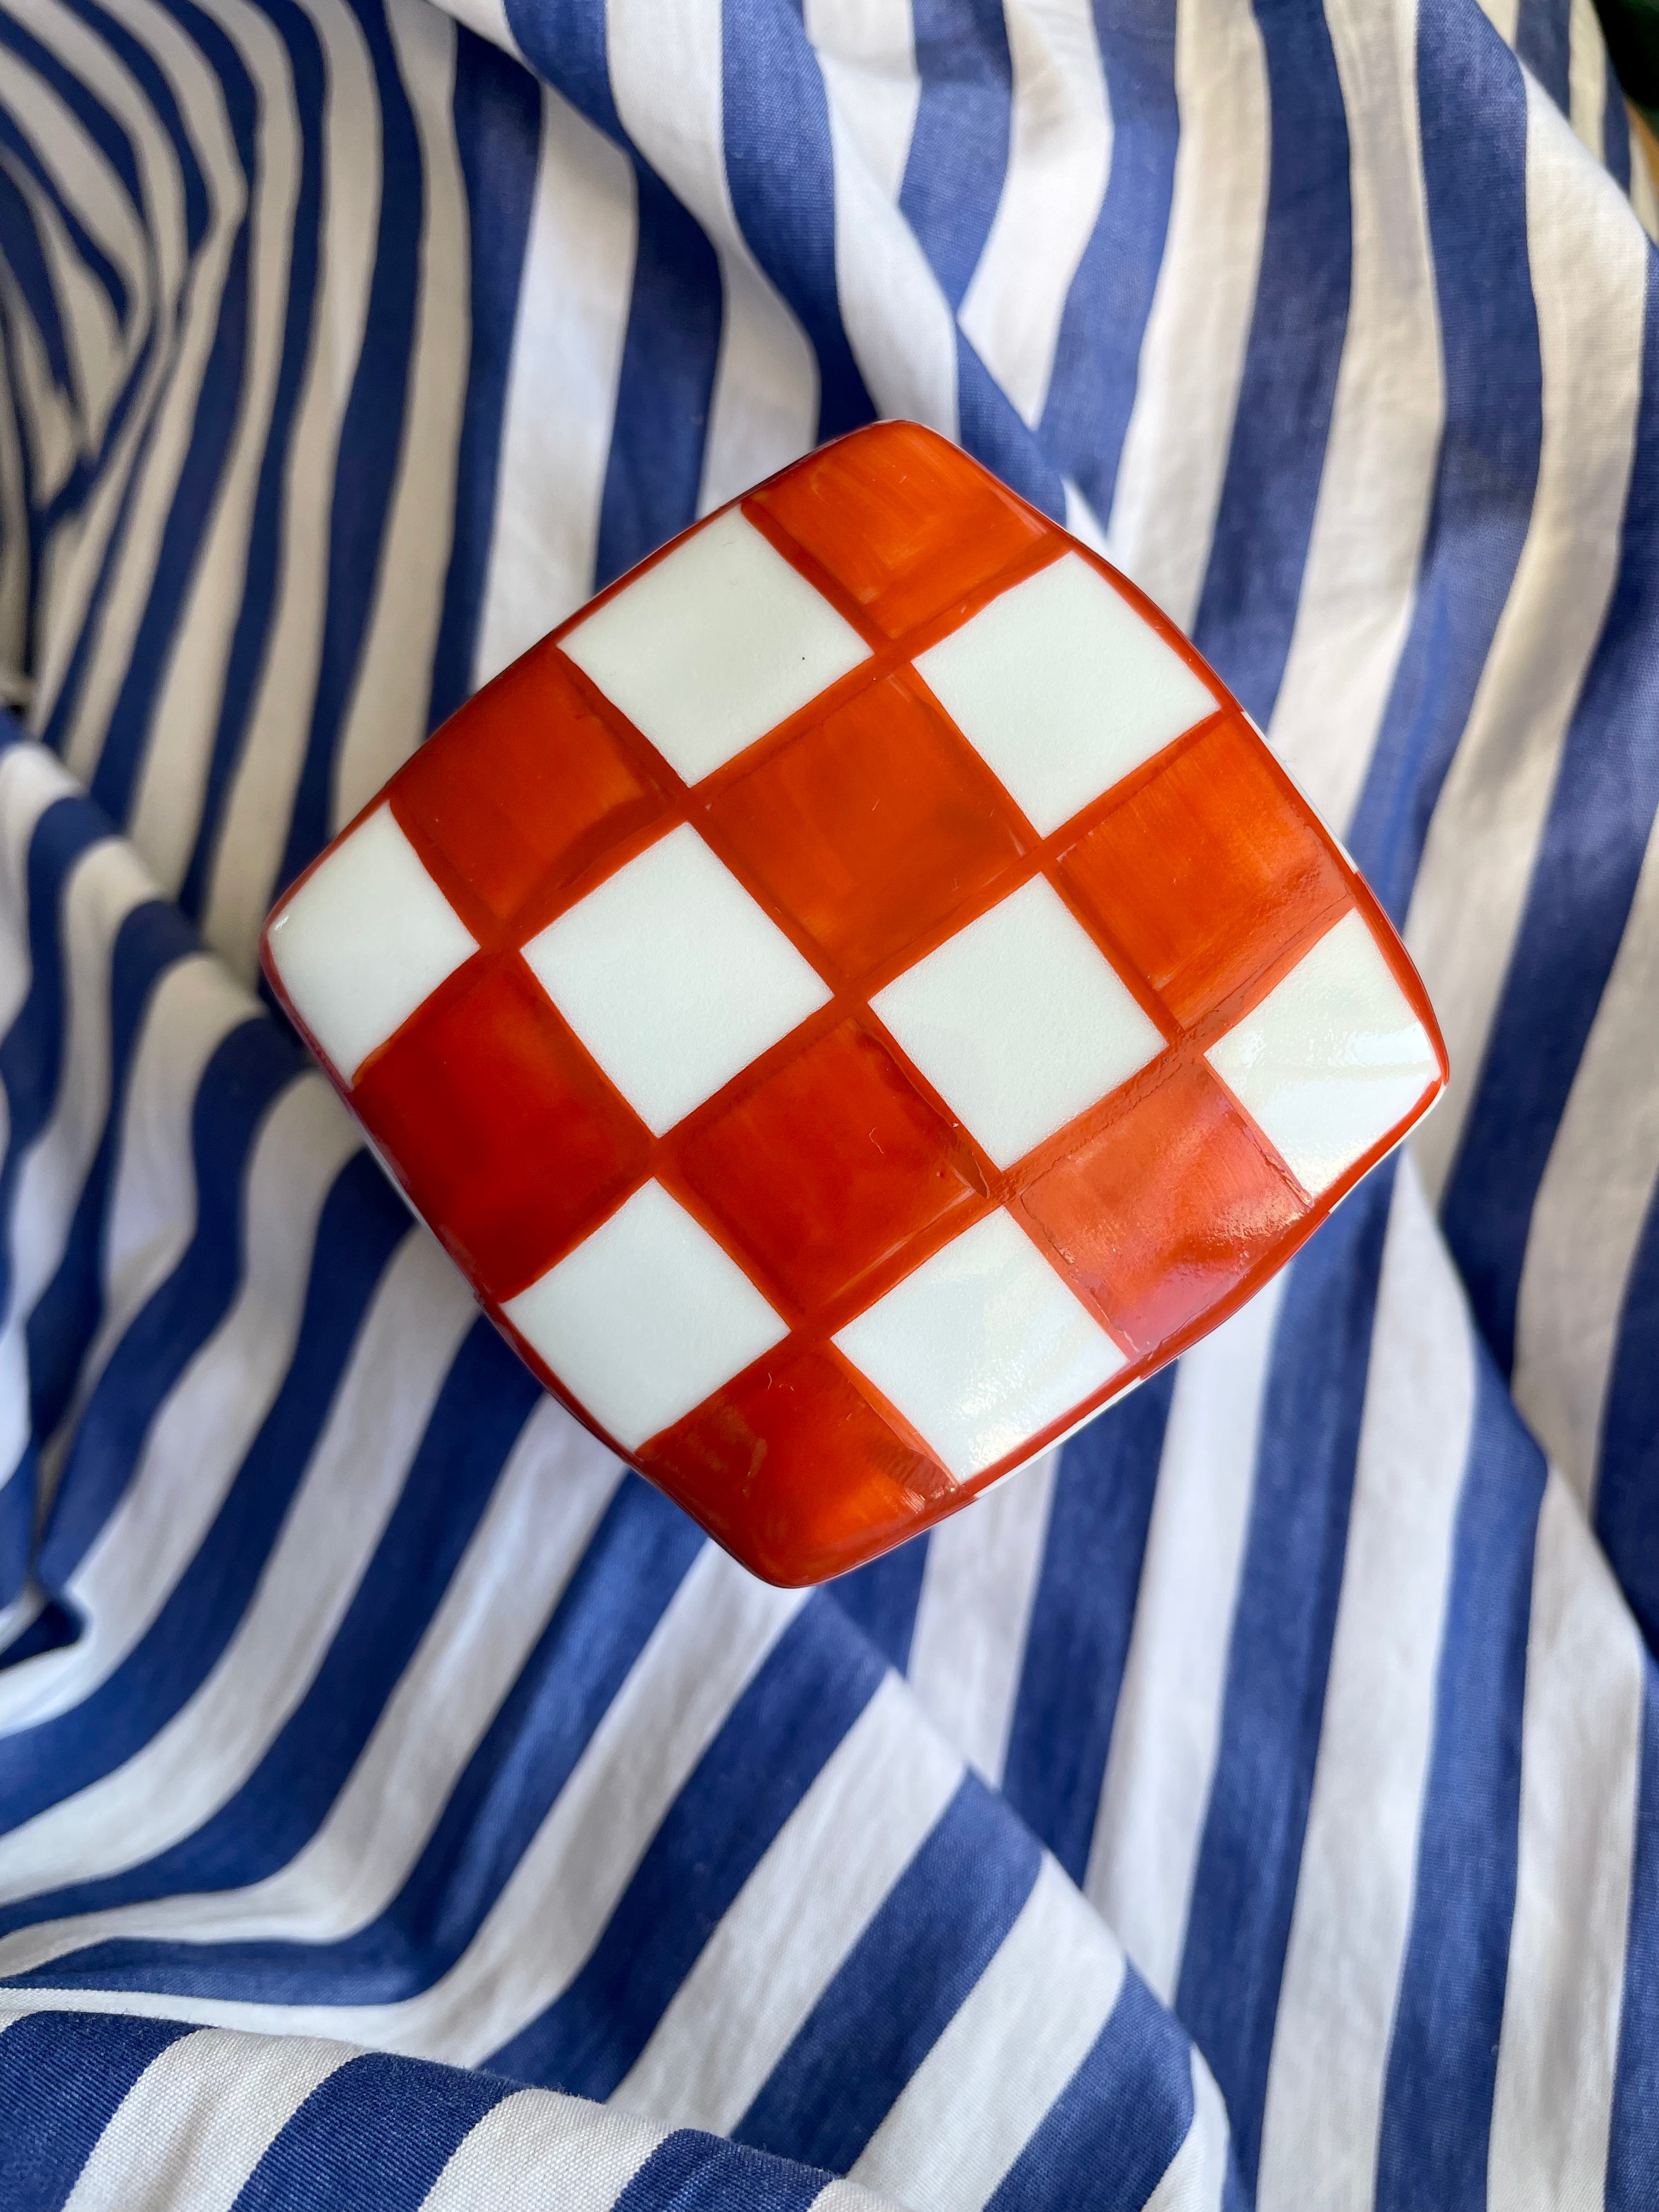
left=0, top=140, right=124, bottom=454
left=809, top=2186, right=907, bottom=2212
left=472, top=81, right=637, bottom=688
left=0, top=1226, right=471, bottom=1887
left=1, top=254, right=81, bottom=507
left=1475, top=0, right=1520, bottom=42
left=1084, top=1273, right=1285, bottom=2002
left=1568, top=0, right=1607, bottom=162
left=419, top=2087, right=661, bottom=2212
left=1103, top=0, right=1268, bottom=631
left=0, top=51, right=150, bottom=354
left=1255, top=1163, right=1476, bottom=2211
left=850, top=1853, right=1126, bottom=2209
left=0, top=267, right=28, bottom=682
left=815, top=54, right=958, bottom=435
left=0, top=830, right=154, bottom=1519
left=0, top=54, right=148, bottom=309
left=328, top=0, right=470, bottom=825
left=905, top=1448, right=1058, bottom=1786
left=61, top=2027, right=353, bottom=2212
left=1513, top=814, right=1659, bottom=1510
left=33, top=951, right=257, bottom=1517
left=431, top=0, right=515, bottom=57
left=614, top=1671, right=963, bottom=2134
left=0, top=1070, right=360, bottom=1736
left=1143, top=2050, right=1231, bottom=2212
left=1268, top=0, right=1444, bottom=836
left=1409, top=83, right=1646, bottom=1205
left=1488, top=1472, right=1645, bottom=2208
left=200, top=0, right=388, bottom=977
left=0, top=1398, right=622, bottom=1982
left=958, top=0, right=1111, bottom=430
left=49, top=0, right=250, bottom=774
left=0, top=1587, right=44, bottom=1660
left=606, top=0, right=817, bottom=518
left=802, top=0, right=918, bottom=206
left=9, top=0, right=190, bottom=694
left=0, top=742, right=80, bottom=1031
left=3, top=836, right=153, bottom=1327
left=15, top=1553, right=804, bottom=2055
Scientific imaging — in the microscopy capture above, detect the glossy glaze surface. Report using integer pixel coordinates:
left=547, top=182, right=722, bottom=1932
left=263, top=420, right=1448, bottom=1585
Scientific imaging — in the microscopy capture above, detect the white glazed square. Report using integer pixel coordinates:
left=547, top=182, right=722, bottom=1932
left=872, top=875, right=1165, bottom=1169
left=914, top=552, right=1216, bottom=835
left=522, top=823, right=831, bottom=1135
left=265, top=805, right=478, bottom=1081
left=504, top=1180, right=788, bottom=1449
left=834, top=1209, right=1126, bottom=1477
left=1206, top=910, right=1441, bottom=1196
left=560, top=509, right=872, bottom=785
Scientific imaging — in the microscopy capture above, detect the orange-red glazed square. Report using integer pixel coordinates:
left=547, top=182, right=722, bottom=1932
left=261, top=420, right=1447, bottom=1587
left=706, top=673, right=1025, bottom=981
left=672, top=1018, right=985, bottom=1314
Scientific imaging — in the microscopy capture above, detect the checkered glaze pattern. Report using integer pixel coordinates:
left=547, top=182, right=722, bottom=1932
left=262, top=422, right=1446, bottom=1585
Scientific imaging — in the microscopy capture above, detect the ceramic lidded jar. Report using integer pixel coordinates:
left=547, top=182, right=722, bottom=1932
left=261, top=421, right=1446, bottom=1586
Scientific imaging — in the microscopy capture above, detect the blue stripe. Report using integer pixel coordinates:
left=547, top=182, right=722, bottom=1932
left=5, top=1480, right=699, bottom=1995
left=0, top=95, right=130, bottom=335
left=4, top=1328, right=533, bottom=1949
left=736, top=1774, right=1040, bottom=2171
left=0, top=1459, right=31, bottom=1603
left=1606, top=50, right=1632, bottom=193
left=987, top=1968, right=1207, bottom=2212
left=1039, top=0, right=1179, bottom=527
left=722, top=0, right=873, bottom=444
left=900, top=0, right=1011, bottom=313
left=0, top=1592, right=77, bottom=1668
left=231, top=2052, right=512, bottom=2212
left=503, top=0, right=722, bottom=585
left=29, top=1019, right=314, bottom=1585
left=487, top=1591, right=886, bottom=2090
left=0, top=163, right=75, bottom=397
left=0, top=315, right=36, bottom=645
left=1598, top=1178, right=1659, bottom=1652
left=0, top=795, right=109, bottom=1325
left=0, top=1148, right=403, bottom=1844
left=1175, top=1163, right=1395, bottom=2192
left=614, top=2130, right=829, bottom=2212
left=0, top=9, right=142, bottom=249
left=1001, top=1369, right=1175, bottom=1883
left=0, top=2008, right=190, bottom=2211
left=427, top=28, right=541, bottom=725
left=958, top=336, right=1068, bottom=523
left=25, top=898, right=196, bottom=1447
left=831, top=1536, right=929, bottom=1675
left=173, top=0, right=326, bottom=917
left=55, top=0, right=258, bottom=828
left=1515, top=0, right=1571, bottom=114
left=1346, top=16, right=1539, bottom=915
left=0, top=3, right=143, bottom=230
left=19, top=0, right=213, bottom=580
left=1189, top=0, right=1351, bottom=725
left=1374, top=1356, right=1544, bottom=2210
left=592, top=163, right=720, bottom=585
left=1440, top=261, right=1659, bottom=1377
left=275, top=0, right=426, bottom=896
left=1607, top=1661, right=1659, bottom=2212
left=64, top=0, right=213, bottom=253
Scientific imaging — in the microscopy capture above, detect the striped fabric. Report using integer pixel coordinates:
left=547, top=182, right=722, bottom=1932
left=1, top=0, right=1657, bottom=2204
